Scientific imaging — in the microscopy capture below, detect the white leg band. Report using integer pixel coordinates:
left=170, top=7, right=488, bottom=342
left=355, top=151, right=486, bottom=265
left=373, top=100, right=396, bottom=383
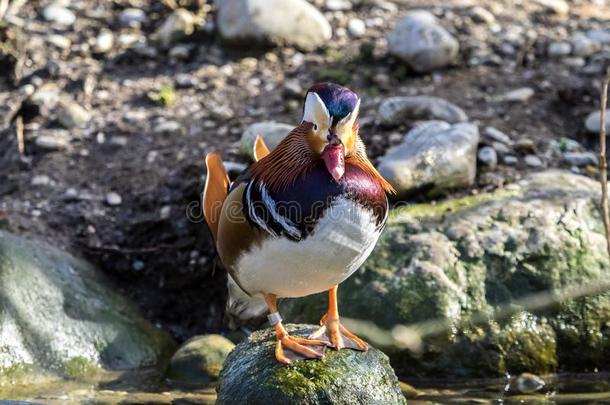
left=267, top=312, right=283, bottom=326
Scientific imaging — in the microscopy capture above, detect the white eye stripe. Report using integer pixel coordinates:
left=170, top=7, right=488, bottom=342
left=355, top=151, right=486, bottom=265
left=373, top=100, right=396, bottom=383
left=302, top=92, right=331, bottom=130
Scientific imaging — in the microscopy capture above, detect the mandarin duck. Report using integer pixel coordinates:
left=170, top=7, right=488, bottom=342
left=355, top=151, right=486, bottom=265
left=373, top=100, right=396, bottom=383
left=203, top=82, right=395, bottom=364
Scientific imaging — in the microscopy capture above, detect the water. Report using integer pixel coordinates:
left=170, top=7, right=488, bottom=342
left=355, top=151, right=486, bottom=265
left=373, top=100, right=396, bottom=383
left=3, top=371, right=610, bottom=404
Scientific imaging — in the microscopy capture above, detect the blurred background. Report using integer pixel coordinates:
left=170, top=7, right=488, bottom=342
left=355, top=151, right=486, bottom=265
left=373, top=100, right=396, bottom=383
left=1, top=0, right=610, bottom=402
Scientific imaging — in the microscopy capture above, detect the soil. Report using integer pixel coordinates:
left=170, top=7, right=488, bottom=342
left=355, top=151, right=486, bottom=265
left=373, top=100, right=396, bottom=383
left=0, top=0, right=609, bottom=343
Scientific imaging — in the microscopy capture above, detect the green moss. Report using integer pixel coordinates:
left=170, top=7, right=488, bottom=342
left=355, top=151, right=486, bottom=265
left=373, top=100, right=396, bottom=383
left=498, top=313, right=558, bottom=374
left=0, top=363, right=36, bottom=382
left=272, top=353, right=340, bottom=397
left=63, top=357, right=100, bottom=380
left=147, top=85, right=176, bottom=107
left=389, top=189, right=519, bottom=223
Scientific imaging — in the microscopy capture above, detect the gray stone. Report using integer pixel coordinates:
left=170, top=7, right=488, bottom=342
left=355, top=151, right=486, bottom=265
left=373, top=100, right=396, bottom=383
left=152, top=8, right=195, bottom=49
left=585, top=110, right=610, bottom=134
left=31, top=175, right=52, bottom=187
left=511, top=373, right=546, bottom=394
left=167, top=335, right=235, bottom=386
left=93, top=31, right=114, bottom=54
left=478, top=146, right=498, bottom=168
left=563, top=151, right=598, bottom=167
left=491, top=141, right=511, bottom=155
left=503, top=155, right=518, bottom=165
left=587, top=29, right=610, bottom=45
left=216, top=325, right=406, bottom=405
left=216, top=0, right=332, bottom=51
left=169, top=44, right=192, bottom=60
left=240, top=121, right=293, bottom=160
left=324, top=0, right=352, bottom=11
left=378, top=96, right=468, bottom=127
left=525, top=154, right=543, bottom=167
left=47, top=34, right=71, bottom=50
left=0, top=231, right=175, bottom=384
left=387, top=10, right=459, bottom=72
left=499, top=87, right=534, bottom=102
left=154, top=120, right=184, bottom=136
left=283, top=171, right=610, bottom=378
left=42, top=4, right=76, bottom=26
left=377, top=121, right=479, bottom=196
left=105, top=192, right=123, bottom=206
left=483, top=126, right=512, bottom=145
left=547, top=41, right=571, bottom=57
left=470, top=6, right=495, bottom=24
left=34, top=131, right=71, bottom=151
left=532, top=0, right=569, bottom=15
left=119, top=8, right=147, bottom=28
left=56, top=96, right=91, bottom=129
left=562, top=57, right=585, bottom=67
left=347, top=18, right=366, bottom=38
left=571, top=33, right=601, bottom=57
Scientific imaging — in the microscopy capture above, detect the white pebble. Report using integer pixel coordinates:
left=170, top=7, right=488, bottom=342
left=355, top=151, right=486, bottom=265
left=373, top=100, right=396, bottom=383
left=106, top=192, right=123, bottom=206
left=347, top=18, right=366, bottom=37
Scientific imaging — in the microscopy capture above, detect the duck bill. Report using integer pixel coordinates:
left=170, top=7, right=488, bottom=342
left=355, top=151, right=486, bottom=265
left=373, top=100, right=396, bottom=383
left=322, top=143, right=345, bottom=182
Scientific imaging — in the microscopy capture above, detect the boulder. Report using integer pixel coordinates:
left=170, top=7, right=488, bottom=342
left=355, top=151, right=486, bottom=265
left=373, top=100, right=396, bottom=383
left=0, top=231, right=176, bottom=386
left=240, top=121, right=293, bottom=160
left=282, top=171, right=610, bottom=378
left=387, top=10, right=459, bottom=73
left=216, top=324, right=406, bottom=404
left=167, top=334, right=235, bottom=386
left=377, top=121, right=479, bottom=196
left=216, top=0, right=332, bottom=51
left=378, top=96, right=468, bottom=127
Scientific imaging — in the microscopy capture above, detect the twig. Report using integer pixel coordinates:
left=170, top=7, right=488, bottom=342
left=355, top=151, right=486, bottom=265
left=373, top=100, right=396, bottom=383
left=15, top=114, right=24, bottom=157
left=599, top=68, right=610, bottom=258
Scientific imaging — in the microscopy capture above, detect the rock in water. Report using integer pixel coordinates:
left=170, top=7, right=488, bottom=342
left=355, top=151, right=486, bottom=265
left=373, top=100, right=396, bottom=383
left=167, top=334, right=235, bottom=386
left=283, top=171, right=610, bottom=378
left=378, top=96, right=468, bottom=126
left=387, top=10, right=459, bottom=72
left=216, top=0, right=332, bottom=51
left=216, top=325, right=406, bottom=405
left=240, top=121, right=293, bottom=160
left=377, top=121, right=479, bottom=196
left=0, top=231, right=176, bottom=384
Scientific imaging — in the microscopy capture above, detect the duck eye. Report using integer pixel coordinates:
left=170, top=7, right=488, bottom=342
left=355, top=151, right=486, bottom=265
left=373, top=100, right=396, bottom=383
left=313, top=123, right=318, bottom=131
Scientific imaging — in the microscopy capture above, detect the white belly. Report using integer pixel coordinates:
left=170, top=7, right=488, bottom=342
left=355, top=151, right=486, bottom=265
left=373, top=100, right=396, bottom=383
left=233, top=197, right=381, bottom=298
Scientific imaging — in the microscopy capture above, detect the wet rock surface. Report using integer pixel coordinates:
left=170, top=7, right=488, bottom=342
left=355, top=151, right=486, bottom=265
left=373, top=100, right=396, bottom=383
left=0, top=231, right=176, bottom=385
left=284, top=171, right=610, bottom=378
left=216, top=324, right=406, bottom=405
left=167, top=334, right=235, bottom=386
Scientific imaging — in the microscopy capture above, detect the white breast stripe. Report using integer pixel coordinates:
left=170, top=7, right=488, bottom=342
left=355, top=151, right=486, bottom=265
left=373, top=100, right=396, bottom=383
left=259, top=183, right=302, bottom=240
left=246, top=181, right=277, bottom=236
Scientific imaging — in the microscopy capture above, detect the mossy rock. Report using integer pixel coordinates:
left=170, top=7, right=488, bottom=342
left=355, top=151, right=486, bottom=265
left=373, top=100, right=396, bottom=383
left=282, top=171, right=610, bottom=377
left=167, top=334, right=235, bottom=386
left=0, top=231, right=176, bottom=390
left=216, top=324, right=406, bottom=405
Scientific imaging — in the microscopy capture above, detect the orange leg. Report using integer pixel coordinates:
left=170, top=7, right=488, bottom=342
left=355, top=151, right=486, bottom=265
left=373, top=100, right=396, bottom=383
left=309, top=286, right=368, bottom=351
left=265, top=294, right=328, bottom=364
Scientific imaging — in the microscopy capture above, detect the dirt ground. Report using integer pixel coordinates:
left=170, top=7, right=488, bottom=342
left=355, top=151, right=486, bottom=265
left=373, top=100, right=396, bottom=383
left=1, top=0, right=609, bottom=342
